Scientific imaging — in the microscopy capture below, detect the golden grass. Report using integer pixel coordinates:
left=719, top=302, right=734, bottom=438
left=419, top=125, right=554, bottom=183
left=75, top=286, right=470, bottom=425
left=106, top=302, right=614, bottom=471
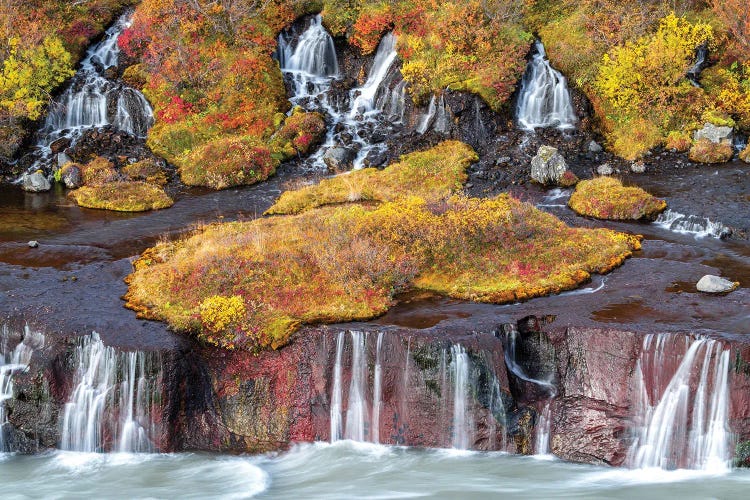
left=568, top=177, right=666, bottom=221
left=71, top=181, right=174, bottom=212
left=126, top=183, right=640, bottom=351
left=266, top=141, right=478, bottom=215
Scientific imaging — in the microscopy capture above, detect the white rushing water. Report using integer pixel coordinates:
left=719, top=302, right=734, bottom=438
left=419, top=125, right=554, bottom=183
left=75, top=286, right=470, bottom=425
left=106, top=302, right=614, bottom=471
left=0, top=325, right=44, bottom=451
left=60, top=332, right=161, bottom=453
left=330, top=331, right=345, bottom=442
left=417, top=93, right=451, bottom=135
left=29, top=12, right=154, bottom=172
left=628, top=334, right=731, bottom=471
left=278, top=19, right=403, bottom=170
left=372, top=331, right=384, bottom=444
left=450, top=344, right=471, bottom=450
left=344, top=331, right=369, bottom=442
left=516, top=41, right=576, bottom=131
left=535, top=402, right=552, bottom=456
left=654, top=209, right=730, bottom=239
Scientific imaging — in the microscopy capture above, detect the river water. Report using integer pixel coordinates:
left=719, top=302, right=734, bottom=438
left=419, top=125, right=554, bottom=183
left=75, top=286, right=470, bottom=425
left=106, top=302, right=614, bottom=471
left=1, top=442, right=749, bottom=499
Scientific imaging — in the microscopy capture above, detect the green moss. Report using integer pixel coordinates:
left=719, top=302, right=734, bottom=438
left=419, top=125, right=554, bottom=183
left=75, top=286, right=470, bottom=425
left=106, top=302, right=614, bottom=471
left=71, top=181, right=174, bottom=212
left=267, top=141, right=477, bottom=215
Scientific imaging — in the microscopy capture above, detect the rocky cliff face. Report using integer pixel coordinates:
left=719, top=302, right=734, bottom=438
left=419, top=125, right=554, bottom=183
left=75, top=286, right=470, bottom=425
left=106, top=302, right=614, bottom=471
left=4, top=316, right=750, bottom=467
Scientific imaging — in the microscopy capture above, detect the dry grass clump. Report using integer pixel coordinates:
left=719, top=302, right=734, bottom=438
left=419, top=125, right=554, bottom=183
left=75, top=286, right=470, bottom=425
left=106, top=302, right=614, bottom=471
left=266, top=141, right=478, bottom=215
left=71, top=181, right=174, bottom=212
left=126, top=179, right=640, bottom=351
left=568, top=177, right=666, bottom=220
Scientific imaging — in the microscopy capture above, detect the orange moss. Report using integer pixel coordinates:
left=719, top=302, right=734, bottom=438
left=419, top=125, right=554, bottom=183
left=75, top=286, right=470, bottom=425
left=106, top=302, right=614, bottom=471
left=568, top=177, right=666, bottom=220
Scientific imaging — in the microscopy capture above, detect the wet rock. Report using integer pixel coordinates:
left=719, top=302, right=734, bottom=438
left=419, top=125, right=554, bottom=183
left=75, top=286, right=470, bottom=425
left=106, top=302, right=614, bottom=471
left=22, top=172, right=52, bottom=192
left=597, top=163, right=613, bottom=176
left=57, top=152, right=72, bottom=168
left=694, top=123, right=733, bottom=144
left=630, top=161, right=646, bottom=174
left=50, top=137, right=71, bottom=154
left=61, top=165, right=83, bottom=189
left=28, top=241, right=39, bottom=248
left=696, top=275, right=739, bottom=294
left=496, top=156, right=511, bottom=165
left=587, top=140, right=603, bottom=153
left=323, top=147, right=354, bottom=172
left=530, top=146, right=567, bottom=185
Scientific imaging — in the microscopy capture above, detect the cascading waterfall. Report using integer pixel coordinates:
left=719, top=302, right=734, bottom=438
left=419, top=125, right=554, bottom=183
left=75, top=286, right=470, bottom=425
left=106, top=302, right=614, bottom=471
left=60, top=332, right=162, bottom=453
left=278, top=18, right=403, bottom=170
left=330, top=331, right=345, bottom=442
left=450, top=344, right=471, bottom=450
left=516, top=41, right=576, bottom=131
left=0, top=325, right=44, bottom=451
left=416, top=93, right=451, bottom=135
left=503, top=329, right=556, bottom=394
left=30, top=13, right=154, bottom=171
left=344, top=331, right=369, bottom=441
left=535, top=402, right=552, bottom=455
left=654, top=209, right=730, bottom=239
left=628, top=334, right=731, bottom=471
left=372, top=332, right=384, bottom=444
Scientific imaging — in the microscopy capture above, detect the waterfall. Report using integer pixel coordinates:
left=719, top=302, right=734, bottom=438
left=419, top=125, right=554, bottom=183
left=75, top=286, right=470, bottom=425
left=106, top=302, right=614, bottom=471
left=0, top=325, right=44, bottom=451
left=451, top=344, right=471, bottom=450
left=344, top=331, right=369, bottom=441
left=654, top=209, right=730, bottom=239
left=279, top=20, right=403, bottom=170
left=330, top=331, right=345, bottom=442
left=534, top=402, right=552, bottom=455
left=28, top=12, right=154, bottom=173
left=503, top=329, right=556, bottom=394
left=516, top=41, right=576, bottom=131
left=60, top=332, right=162, bottom=453
left=372, top=332, right=384, bottom=444
left=628, top=334, right=731, bottom=471
left=349, top=33, right=398, bottom=117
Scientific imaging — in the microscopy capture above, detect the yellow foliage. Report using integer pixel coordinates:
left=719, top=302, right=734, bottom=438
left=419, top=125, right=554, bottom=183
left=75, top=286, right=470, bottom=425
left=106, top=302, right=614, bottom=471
left=199, top=295, right=247, bottom=332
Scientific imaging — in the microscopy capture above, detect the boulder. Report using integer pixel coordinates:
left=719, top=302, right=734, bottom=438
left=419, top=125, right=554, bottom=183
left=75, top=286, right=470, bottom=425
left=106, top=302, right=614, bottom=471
left=696, top=275, right=739, bottom=294
left=323, top=147, right=354, bottom=172
left=530, top=146, right=567, bottom=185
left=61, top=165, right=83, bottom=189
left=689, top=138, right=733, bottom=164
left=57, top=152, right=73, bottom=168
left=21, top=172, right=51, bottom=192
left=597, top=163, right=613, bottom=176
left=587, top=140, right=603, bottom=153
left=630, top=161, right=646, bottom=174
left=27, top=241, right=39, bottom=248
left=50, top=137, right=71, bottom=154
left=693, top=123, right=733, bottom=144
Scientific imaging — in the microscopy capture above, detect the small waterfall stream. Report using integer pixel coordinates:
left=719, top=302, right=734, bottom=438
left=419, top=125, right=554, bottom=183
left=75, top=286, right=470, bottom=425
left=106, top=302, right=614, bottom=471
left=60, top=332, right=162, bottom=453
left=534, top=402, right=552, bottom=456
left=344, top=331, right=369, bottom=441
left=654, top=209, right=730, bottom=239
left=29, top=13, right=154, bottom=172
left=0, top=325, right=44, bottom=451
left=450, top=344, right=471, bottom=450
left=278, top=19, right=403, bottom=170
left=372, top=332, right=384, bottom=444
left=628, top=334, right=731, bottom=471
left=516, top=41, right=576, bottom=131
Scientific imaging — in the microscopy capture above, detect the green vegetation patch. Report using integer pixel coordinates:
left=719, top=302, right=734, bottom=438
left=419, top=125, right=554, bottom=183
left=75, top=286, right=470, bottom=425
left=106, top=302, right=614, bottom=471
left=267, top=140, right=477, bottom=215
left=568, top=177, right=666, bottom=221
left=126, top=143, right=641, bottom=352
left=71, top=181, right=174, bottom=212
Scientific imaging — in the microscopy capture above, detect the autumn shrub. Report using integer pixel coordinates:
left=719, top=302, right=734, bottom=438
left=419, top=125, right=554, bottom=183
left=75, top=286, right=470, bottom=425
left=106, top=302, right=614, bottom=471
left=688, top=138, right=734, bottom=163
left=126, top=145, right=641, bottom=352
left=568, top=177, right=666, bottom=220
left=122, top=158, right=168, bottom=186
left=181, top=135, right=278, bottom=190
left=70, top=181, right=174, bottom=211
left=665, top=130, right=692, bottom=152
left=80, top=157, right=118, bottom=185
left=269, top=108, right=326, bottom=161
left=267, top=140, right=477, bottom=215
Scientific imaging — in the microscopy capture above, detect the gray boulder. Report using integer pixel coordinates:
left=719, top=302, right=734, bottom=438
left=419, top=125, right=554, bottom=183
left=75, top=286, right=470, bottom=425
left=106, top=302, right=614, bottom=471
left=696, top=275, right=738, bottom=294
left=630, top=161, right=646, bottom=174
left=61, top=165, right=83, bottom=189
left=588, top=140, right=603, bottom=153
left=21, top=172, right=51, bottom=192
left=57, top=152, right=73, bottom=167
left=323, top=147, right=354, bottom=172
left=531, top=146, right=567, bottom=185
left=597, top=163, right=614, bottom=176
left=693, top=123, right=733, bottom=144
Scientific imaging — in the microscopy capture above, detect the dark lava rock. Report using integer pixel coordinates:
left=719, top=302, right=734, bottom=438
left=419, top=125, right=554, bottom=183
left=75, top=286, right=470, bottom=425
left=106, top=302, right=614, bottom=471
left=50, top=138, right=71, bottom=154
left=323, top=147, right=355, bottom=172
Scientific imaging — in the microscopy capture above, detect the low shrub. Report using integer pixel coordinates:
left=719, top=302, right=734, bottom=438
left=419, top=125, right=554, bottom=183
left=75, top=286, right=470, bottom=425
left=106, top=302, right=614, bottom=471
left=568, top=177, right=666, bottom=220
left=71, top=181, right=174, bottom=211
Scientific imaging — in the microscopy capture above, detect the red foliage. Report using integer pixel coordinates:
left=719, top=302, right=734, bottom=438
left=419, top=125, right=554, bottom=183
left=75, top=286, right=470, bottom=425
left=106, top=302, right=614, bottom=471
left=156, top=95, right=195, bottom=124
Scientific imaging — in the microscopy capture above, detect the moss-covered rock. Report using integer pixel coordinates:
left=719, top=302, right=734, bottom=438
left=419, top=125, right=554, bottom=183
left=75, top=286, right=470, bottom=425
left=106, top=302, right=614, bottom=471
left=688, top=138, right=734, bottom=164
left=568, top=177, right=666, bottom=221
left=122, top=159, right=168, bottom=186
left=70, top=181, right=174, bottom=212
